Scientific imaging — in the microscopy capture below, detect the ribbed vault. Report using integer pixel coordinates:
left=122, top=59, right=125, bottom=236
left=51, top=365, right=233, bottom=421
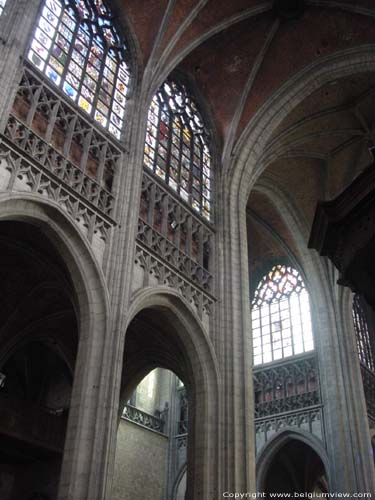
left=121, top=0, right=375, bottom=159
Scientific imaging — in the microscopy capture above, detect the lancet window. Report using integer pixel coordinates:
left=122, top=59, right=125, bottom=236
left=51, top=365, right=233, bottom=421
left=252, top=265, right=314, bottom=365
left=352, top=294, right=374, bottom=372
left=144, top=80, right=212, bottom=220
left=27, top=0, right=130, bottom=139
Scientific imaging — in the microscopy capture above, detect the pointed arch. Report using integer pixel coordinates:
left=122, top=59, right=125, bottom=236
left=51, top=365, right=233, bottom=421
left=120, top=287, right=221, bottom=500
left=252, top=264, right=314, bottom=365
left=143, top=77, right=213, bottom=219
left=0, top=192, right=117, bottom=499
left=256, top=428, right=330, bottom=492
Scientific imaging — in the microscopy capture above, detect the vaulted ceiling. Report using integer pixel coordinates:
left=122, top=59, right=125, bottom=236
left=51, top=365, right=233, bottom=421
left=247, top=70, right=375, bottom=278
left=120, top=0, right=375, bottom=277
left=122, top=0, right=375, bottom=154
left=0, top=222, right=78, bottom=373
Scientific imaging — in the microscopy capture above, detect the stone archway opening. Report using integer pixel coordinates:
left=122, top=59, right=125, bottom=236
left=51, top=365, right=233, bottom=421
left=113, top=366, right=188, bottom=500
left=114, top=300, right=215, bottom=500
left=262, top=438, right=328, bottom=495
left=0, top=220, right=79, bottom=500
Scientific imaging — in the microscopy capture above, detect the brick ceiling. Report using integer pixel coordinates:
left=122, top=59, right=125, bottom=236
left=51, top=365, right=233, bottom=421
left=122, top=0, right=375, bottom=153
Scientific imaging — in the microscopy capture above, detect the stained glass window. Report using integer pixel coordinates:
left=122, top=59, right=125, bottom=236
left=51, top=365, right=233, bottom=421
left=0, top=0, right=7, bottom=16
left=352, top=294, right=374, bottom=372
left=252, top=265, right=314, bottom=365
left=144, top=80, right=212, bottom=220
left=27, top=0, right=130, bottom=139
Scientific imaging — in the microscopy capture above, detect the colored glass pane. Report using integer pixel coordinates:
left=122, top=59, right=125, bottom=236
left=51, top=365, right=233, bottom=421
left=252, top=265, right=314, bottom=365
left=144, top=80, right=212, bottom=220
left=28, top=0, right=130, bottom=139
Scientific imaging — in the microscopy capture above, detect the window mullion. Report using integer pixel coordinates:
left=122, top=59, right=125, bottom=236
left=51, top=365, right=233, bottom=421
left=154, top=97, right=163, bottom=177
left=92, top=45, right=109, bottom=117
left=165, top=109, right=172, bottom=187
left=188, top=124, right=194, bottom=208
left=269, top=303, right=274, bottom=363
left=297, top=291, right=304, bottom=353
left=199, top=139, right=204, bottom=215
left=59, top=11, right=79, bottom=89
left=289, top=295, right=295, bottom=357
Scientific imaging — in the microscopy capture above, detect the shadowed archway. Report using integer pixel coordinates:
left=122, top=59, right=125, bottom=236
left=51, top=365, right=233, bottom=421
left=257, top=430, right=330, bottom=496
left=118, top=290, right=220, bottom=500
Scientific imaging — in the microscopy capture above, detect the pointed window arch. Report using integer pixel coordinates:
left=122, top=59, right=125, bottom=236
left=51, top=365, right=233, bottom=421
left=144, top=79, right=212, bottom=220
left=352, top=294, right=374, bottom=372
left=27, top=0, right=130, bottom=139
left=252, top=265, right=314, bottom=365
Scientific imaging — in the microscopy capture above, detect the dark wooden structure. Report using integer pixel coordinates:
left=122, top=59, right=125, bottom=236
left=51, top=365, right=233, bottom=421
left=309, top=163, right=375, bottom=308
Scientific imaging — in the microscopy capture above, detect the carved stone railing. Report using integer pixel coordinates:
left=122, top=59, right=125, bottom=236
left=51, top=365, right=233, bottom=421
left=253, top=353, right=320, bottom=419
left=2, top=65, right=123, bottom=233
left=137, top=170, right=214, bottom=293
left=5, top=116, right=115, bottom=216
left=122, top=404, right=167, bottom=434
left=135, top=244, right=214, bottom=317
left=137, top=218, right=211, bottom=289
left=255, top=406, right=323, bottom=450
left=0, top=394, right=66, bottom=452
left=360, top=363, right=375, bottom=419
left=0, top=139, right=112, bottom=244
left=255, top=391, right=320, bottom=419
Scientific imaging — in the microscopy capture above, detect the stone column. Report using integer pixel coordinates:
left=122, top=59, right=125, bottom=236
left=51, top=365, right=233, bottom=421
left=306, top=258, right=375, bottom=493
left=217, top=179, right=256, bottom=495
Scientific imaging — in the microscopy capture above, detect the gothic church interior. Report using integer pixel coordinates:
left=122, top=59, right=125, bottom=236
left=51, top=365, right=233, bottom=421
left=0, top=0, right=375, bottom=499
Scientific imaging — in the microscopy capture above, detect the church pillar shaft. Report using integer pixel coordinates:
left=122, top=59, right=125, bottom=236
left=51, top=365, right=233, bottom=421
left=310, top=266, right=375, bottom=493
left=57, top=312, right=118, bottom=500
left=218, top=183, right=256, bottom=493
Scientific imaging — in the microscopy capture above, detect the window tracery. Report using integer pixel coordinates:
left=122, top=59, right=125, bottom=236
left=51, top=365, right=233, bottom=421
left=143, top=80, right=212, bottom=220
left=353, top=294, right=374, bottom=372
left=28, top=0, right=130, bottom=139
left=252, top=265, right=314, bottom=365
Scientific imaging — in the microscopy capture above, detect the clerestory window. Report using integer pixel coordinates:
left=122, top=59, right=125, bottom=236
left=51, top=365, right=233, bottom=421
left=27, top=0, right=130, bottom=139
left=143, top=80, right=212, bottom=220
left=352, top=294, right=374, bottom=372
left=252, top=264, right=314, bottom=365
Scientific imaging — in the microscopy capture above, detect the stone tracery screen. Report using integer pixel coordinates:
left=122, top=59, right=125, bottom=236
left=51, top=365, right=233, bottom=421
left=252, top=265, right=314, bottom=365
left=352, top=294, right=374, bottom=372
left=144, top=80, right=212, bottom=220
left=27, top=0, right=130, bottom=139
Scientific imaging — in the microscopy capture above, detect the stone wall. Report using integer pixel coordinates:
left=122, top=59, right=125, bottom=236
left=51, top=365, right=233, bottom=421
left=112, top=419, right=168, bottom=500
